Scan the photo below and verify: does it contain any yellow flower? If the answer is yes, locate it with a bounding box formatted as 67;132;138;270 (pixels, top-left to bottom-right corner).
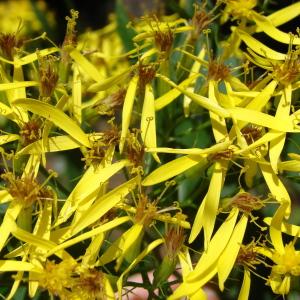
269;242;300;295
222;0;257;22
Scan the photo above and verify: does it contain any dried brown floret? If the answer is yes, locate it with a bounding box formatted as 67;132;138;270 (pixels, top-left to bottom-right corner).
38;54;59;99
19;119;42;146
230;192;264;214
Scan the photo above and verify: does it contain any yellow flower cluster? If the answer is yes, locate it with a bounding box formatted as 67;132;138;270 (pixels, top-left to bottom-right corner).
0;1;300;299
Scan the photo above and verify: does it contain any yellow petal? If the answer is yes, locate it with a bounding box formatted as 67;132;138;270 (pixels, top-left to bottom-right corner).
269;85;292;173
259;161;291;216
0;260;41;272
0;202;22;252
251;11;300;45
0;102;12;116
0;134;19;145
46;217;130;258
141;83;160;162
117;238;164;299
188;208;239;282
13;98;90;147
55;160;128;227
72;64;82;124
71;177;138;234
87;67;132;92
142;155;207;186
218;214;248;291
0;81;38;91
69;49;103;82
17;135;82;155
146;140;232;155
228;107;294;132
208;81;228;142
98;223;143;266
244;79;278;111
169;266;217;299
14;47;59;67
265;2;300;28
269;202;290;254
156;74;229;118
237;29;286;60
178;249;193;278
82;233;105;266
0;190;12;204
189;161;227;246
238;268;251;300
155;74;199;111
119;75;139;153
278;158;300;172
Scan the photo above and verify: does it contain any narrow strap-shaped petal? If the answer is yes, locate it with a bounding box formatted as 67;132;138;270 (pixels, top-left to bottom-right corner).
14;47;59;67
264;217;300;237
71;177;138;234
13;98;90;147
237;29;286;60
72;64;82;124
46;217;130;258
269;85;292;173
218;214;248;291
265;2;300;29
251;11;300;45
188;208;239;282
69;48;103;82
228;107;294;132
55;161;127;227
238;268;251;300
141;83;160;162
142;155;207;186
259;161;291;216
270;201;290;254
17;135;82;155
119;75;139;152
208;81;228;142
157;74;229;118
117;238;164;299
98;223;143;266
0;201;22;252
155;74;199;110
88;67;132;92
0;260;41;272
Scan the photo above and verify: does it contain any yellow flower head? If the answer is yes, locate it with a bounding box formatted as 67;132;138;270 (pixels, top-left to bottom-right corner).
223;0;257;20
38;259;77;298
272;242;300;277
273;35;300;85
1;171;55;208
